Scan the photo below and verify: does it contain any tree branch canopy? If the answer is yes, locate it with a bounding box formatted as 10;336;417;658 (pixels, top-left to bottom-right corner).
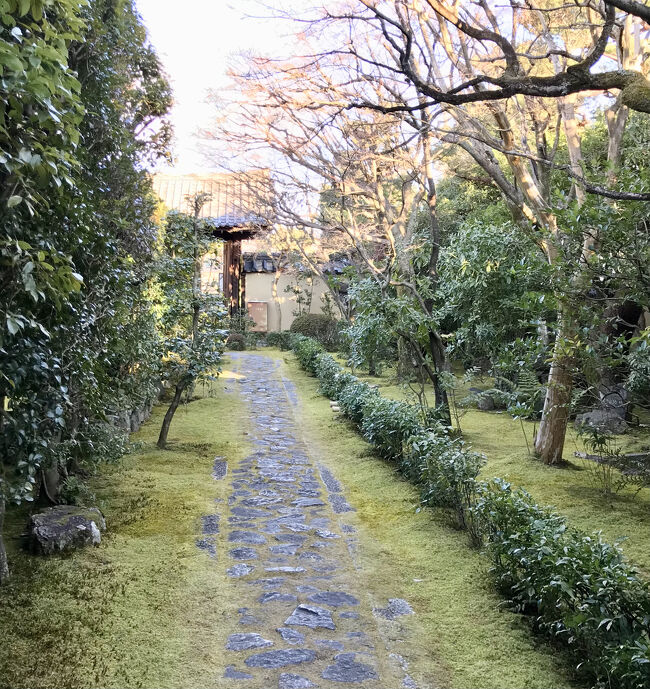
345;1;650;114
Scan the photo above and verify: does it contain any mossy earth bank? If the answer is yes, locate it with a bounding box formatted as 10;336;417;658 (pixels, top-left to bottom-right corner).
0;351;577;688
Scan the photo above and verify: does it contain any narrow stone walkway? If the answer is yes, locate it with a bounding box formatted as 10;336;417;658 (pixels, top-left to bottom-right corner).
203;353;419;688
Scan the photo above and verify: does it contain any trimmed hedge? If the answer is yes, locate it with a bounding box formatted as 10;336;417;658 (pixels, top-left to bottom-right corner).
265;331;293;350
291;336;650;689
289;313;341;350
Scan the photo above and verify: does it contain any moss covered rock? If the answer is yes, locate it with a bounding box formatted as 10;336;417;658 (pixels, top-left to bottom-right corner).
26;506;106;555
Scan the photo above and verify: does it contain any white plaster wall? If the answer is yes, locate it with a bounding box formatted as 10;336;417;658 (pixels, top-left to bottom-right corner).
245;273;334;332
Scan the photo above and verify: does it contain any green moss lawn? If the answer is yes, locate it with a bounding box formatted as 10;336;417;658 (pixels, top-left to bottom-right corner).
330;356;650;574
0;371;251;689
270;350;579;689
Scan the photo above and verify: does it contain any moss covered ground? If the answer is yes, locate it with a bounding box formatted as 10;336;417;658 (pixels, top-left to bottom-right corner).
270;350;579;689
0;371;252;689
333;357;650;574
0;350;599;688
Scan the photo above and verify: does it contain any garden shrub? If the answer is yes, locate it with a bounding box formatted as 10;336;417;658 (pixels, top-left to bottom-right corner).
337;379;380;426
290;313;341;350
409;431;485;530
291;335;650;689
291;335;325;374
266;331;293;350
474;480;650;689
226;333;246;351
312;353;357;400
360;396;423;461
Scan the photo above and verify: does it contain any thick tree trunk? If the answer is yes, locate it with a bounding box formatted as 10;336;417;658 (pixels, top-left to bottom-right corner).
0;500;9;584
157;381;187;449
534;313;575;464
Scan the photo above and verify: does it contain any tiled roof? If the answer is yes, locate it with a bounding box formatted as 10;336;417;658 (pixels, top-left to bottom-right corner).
242;251;354;275
243;252;278;273
152;171;272;229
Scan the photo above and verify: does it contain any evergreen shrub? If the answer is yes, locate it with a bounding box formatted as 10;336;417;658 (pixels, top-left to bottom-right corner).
265;331;293;350
290;335;650;689
289;313;341;350
474;480;650;689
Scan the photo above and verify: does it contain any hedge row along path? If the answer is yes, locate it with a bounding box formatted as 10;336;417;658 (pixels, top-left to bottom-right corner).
208;352;424;688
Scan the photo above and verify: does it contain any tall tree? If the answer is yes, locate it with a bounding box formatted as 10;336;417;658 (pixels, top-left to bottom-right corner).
213;60;453;419
299;0;650;462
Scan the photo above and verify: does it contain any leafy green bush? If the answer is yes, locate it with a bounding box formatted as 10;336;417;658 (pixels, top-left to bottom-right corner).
289;313;341;350
312;353;356;399
291;334;650;688
337;379;380;425
265;331;293;350
226;333;246;351
409;432;485;530
291;334;325;374
474;480;650;689
360;396;423;461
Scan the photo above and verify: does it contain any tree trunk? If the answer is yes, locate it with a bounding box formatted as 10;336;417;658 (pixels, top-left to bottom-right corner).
0;499;9;584
42;464;61;504
157;381;187;449
272;268;283;331
429;332;452;426
534;312;575;464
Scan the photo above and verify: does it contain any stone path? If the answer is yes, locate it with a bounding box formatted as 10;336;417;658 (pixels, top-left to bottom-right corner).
202;353;420;688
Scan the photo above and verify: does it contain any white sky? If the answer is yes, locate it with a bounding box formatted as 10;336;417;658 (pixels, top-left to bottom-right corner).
135;0;309;171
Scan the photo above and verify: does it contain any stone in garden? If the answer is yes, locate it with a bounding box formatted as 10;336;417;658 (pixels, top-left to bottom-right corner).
201;514;219;534
26;506;106;555
279;520;312;532
259;592;298;604
575;408;627;434
250;577;286;589
244;649;316;668
319;464;343;491
276;627;305;644
195;537;216;558
265;566;306;573
229;547;258;560
270;544;300;555
212;458;228;480
223;665;253;679
308;591;359;607
226;633;273;650
477;395;495;411
321;653;378;682
314;529;340;539
285;604;336;630
279;673;317;688
228;530;267;544
373;598;414;620
227;563;254;577
292;498;325;508
329;494;355;514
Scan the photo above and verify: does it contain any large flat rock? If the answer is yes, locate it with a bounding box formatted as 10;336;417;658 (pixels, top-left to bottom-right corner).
26;506;106;555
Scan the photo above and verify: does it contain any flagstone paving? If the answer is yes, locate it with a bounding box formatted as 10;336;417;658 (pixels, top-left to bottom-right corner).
202;353;421;688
